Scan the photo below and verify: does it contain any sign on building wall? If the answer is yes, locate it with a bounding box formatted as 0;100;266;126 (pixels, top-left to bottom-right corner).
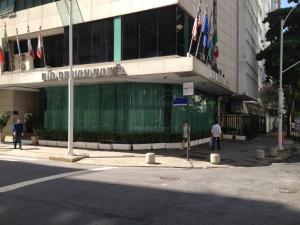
183;82;194;96
42;64;126;82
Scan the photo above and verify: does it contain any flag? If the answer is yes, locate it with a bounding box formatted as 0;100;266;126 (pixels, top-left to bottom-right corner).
202;11;211;48
16;32;21;57
201;10;209;35
27;38;34;59
213;46;219;58
37;32;43;59
3;28;9;53
192;7;202;41
0;46;5;65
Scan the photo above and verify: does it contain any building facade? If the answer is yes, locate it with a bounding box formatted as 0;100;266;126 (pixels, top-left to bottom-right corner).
0;0;239;141
237;0;277;105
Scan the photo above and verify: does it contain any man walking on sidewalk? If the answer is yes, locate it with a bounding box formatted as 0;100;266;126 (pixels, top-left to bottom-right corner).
13;118;23;150
211;120;222;151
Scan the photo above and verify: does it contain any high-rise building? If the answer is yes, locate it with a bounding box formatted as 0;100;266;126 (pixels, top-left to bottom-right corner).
237;0;277;105
0;0;272;142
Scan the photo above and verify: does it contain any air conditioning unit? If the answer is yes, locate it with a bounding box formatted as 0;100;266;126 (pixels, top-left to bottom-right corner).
12;53;34;71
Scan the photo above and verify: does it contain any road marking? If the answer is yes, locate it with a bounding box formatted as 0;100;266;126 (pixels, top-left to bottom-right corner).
0;155;38;161
0;167;116;194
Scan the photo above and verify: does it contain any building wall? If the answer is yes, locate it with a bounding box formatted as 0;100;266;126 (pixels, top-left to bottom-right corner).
179;0;239;93
238;0;276;99
0;0;238;94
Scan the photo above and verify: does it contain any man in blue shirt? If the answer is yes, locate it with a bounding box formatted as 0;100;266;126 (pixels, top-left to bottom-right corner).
13;118;23;149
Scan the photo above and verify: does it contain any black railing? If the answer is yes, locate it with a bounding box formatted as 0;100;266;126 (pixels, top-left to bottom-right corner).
220;114;265;139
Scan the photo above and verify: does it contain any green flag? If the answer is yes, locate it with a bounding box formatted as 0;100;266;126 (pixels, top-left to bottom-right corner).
213;29;218;45
3;28;9;53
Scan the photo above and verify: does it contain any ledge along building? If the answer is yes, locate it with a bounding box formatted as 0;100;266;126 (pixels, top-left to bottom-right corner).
0;0;241;142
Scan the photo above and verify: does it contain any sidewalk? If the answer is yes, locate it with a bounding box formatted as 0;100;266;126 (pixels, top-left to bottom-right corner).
0;135;296;169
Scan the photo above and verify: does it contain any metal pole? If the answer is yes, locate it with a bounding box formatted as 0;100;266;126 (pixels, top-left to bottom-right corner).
277;3;299;151
278;19;284;151
68;0;74;156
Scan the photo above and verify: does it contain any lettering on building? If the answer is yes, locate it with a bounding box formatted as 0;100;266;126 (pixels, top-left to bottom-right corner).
42;64;126;82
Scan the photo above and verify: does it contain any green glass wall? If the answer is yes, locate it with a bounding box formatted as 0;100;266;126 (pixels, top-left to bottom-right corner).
42;83;215;134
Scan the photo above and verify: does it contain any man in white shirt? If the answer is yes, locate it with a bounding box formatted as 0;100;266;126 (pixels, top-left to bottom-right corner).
211;120;221;151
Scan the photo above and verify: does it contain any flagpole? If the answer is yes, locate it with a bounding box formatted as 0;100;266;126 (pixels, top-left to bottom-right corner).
195;32;203;59
16;28;21;58
4;23;12;71
188;0;201;56
67;0;74;156
16;28;21;70
39;26;47;67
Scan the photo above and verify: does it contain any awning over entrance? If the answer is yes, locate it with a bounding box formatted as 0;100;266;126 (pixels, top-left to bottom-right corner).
0;55;234;96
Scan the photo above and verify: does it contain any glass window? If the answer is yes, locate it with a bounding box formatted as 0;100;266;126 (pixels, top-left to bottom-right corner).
13;34;63;69
122;13;139;60
0;0;15;16
64;18;114;66
14;0;57;11
157;6;176;56
139;10;157;58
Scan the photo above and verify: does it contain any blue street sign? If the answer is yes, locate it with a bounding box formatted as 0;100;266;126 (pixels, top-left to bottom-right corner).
173;98;188;106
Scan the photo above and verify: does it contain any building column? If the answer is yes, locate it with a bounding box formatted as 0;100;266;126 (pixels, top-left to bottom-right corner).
114;17;122;62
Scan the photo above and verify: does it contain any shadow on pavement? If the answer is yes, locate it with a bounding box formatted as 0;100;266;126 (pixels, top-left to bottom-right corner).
0;160;299;225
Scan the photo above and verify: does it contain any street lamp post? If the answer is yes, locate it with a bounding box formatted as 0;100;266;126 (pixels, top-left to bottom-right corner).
278;3;299;151
68;0;74;156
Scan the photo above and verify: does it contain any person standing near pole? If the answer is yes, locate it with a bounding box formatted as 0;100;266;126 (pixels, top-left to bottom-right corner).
13;118;23;150
182;121;190;156
211;120;221;151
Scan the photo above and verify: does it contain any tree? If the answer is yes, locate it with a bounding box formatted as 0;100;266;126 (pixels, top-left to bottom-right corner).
259;85;278;115
257;4;300;136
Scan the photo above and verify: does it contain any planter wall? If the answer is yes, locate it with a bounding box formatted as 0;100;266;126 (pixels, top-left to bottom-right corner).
86;142;99;150
112;143;132;151
22;139;32;145
76;142;87;149
152;143;166;150
223;134;233;140
4;135;13;143
57;141;68;147
235;135;246;141
202;137;211;144
99;143;112;150
38;140;48;146
166;143;182;149
47;140;57;147
132;144;152;151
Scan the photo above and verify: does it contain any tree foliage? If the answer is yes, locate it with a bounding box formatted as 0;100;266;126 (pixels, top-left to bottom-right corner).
257;3;300;135
256;5;300;86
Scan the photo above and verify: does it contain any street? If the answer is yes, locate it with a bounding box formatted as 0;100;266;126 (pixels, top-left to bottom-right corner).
0;155;299;225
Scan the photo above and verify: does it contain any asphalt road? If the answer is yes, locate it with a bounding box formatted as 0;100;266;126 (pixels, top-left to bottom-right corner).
0;156;299;225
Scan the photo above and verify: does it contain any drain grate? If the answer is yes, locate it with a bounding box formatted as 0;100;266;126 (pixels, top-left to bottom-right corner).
285;170;300;174
159;176;180;181
277;187;298;194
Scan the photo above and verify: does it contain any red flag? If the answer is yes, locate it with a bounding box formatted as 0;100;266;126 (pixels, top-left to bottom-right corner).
37;32;43;59
27;39;34;59
0;47;5;65
192;8;202;41
213;46;219;58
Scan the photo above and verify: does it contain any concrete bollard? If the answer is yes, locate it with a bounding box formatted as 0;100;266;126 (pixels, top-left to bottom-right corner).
146;153;155;164
269;147;278;157
256;149;265;159
210;153;220;164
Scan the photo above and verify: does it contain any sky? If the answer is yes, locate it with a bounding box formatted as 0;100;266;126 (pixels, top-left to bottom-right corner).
281;0;296;8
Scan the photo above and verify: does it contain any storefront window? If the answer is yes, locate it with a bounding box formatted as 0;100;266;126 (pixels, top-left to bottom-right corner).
122;14;139;60
122;5;191;60
42;83;215;135
14;0;58;11
64;18;113;65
